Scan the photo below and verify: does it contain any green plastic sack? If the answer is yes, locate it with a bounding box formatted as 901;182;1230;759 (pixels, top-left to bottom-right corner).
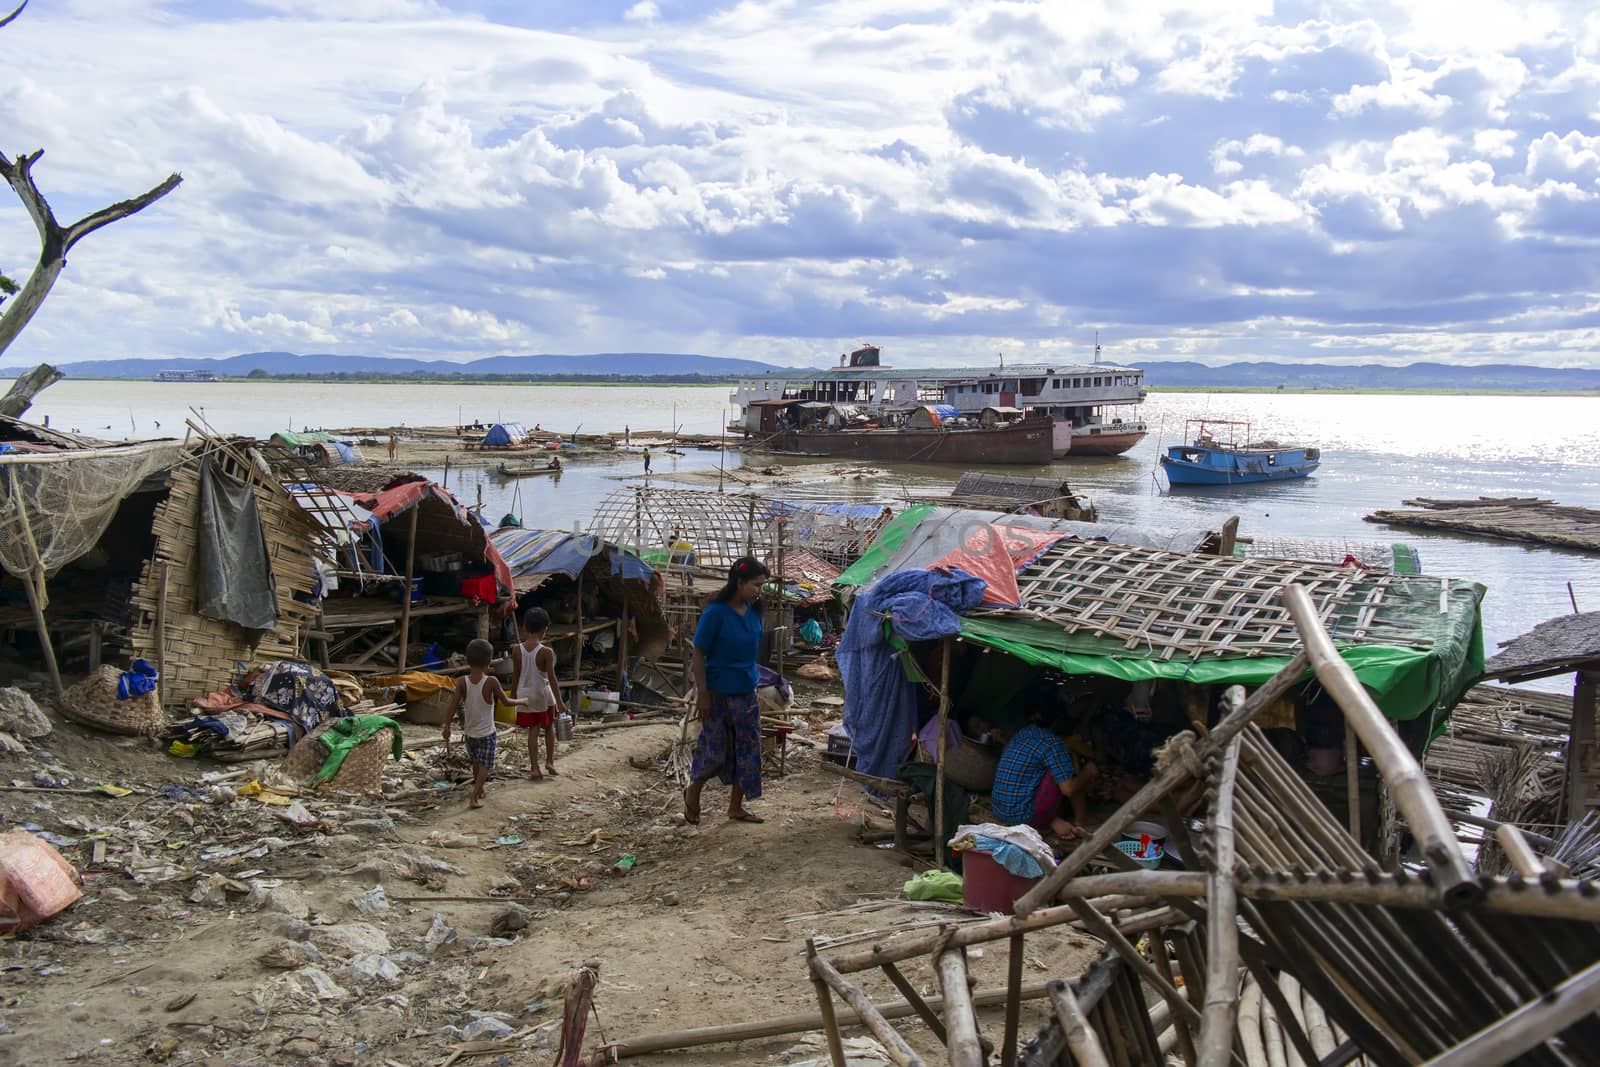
903;869;963;904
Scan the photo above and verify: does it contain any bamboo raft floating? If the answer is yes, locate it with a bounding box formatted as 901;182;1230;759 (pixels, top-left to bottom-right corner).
1365;496;1600;553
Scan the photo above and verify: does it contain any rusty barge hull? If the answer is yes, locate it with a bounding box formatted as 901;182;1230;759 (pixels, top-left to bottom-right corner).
775;416;1055;465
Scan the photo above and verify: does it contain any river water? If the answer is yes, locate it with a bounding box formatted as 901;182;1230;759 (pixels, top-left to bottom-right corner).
29;380;1600;676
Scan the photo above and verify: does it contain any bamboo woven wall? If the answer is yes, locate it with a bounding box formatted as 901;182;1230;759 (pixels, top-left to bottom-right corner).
127;445;325;710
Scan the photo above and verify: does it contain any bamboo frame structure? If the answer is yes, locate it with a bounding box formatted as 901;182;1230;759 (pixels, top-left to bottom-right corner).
767;585;1600;1067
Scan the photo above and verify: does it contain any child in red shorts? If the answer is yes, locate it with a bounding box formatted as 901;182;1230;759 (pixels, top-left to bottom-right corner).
511;608;568;779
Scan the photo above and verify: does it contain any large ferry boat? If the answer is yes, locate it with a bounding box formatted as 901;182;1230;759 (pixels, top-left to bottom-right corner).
730;343;1147;461
155;369;219;382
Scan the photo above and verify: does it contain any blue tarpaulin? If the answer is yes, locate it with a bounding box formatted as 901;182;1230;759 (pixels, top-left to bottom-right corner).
836;568;986;780
482;422;528;447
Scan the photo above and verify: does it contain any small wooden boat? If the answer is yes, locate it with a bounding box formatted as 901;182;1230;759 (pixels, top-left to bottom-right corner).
496;461;562;477
1160;420;1320;486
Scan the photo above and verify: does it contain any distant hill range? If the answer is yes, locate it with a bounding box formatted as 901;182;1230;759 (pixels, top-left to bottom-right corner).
0;351;788;379
1140;360;1600;392
4;352;1596;391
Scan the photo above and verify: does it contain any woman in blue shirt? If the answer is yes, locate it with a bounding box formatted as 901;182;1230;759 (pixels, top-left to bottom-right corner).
685;557;771;824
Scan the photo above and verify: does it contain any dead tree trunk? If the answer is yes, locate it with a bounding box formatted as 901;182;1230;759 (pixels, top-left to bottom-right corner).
0;150;181;362
0;362;62;420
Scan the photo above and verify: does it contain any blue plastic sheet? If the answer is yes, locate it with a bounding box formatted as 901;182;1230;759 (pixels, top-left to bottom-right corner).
837;568;986;780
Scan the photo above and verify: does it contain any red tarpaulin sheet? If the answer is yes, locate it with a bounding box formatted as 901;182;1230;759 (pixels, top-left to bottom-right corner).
352;481;514;605
930;524;1067;608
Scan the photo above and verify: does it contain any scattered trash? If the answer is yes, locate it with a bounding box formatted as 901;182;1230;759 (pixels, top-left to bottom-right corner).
350;885;390;915
292;965;348;1001
348;952;402;988
462;1015;515;1041
164;992;197;1012
423;830;478;849
495;834;523;846
902;869;964;904
279;800;319;827
422;913;458;956
0;829;82;931
610;854;637;876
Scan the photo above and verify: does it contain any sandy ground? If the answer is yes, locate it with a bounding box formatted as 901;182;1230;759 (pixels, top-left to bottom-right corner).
0;684;1100;1067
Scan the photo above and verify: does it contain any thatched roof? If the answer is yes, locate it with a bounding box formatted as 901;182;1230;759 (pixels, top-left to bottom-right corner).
1483;611;1600;681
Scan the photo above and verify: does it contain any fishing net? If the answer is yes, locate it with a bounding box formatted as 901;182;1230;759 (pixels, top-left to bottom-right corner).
0;443;182;594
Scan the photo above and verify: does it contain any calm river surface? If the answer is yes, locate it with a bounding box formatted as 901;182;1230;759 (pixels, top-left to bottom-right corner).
32;380;1600;677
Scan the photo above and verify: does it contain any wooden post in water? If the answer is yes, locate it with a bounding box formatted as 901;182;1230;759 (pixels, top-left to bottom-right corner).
397;504;419;671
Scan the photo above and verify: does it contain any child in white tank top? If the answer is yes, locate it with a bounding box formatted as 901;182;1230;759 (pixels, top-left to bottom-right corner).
444;639;525;809
512;607;569;779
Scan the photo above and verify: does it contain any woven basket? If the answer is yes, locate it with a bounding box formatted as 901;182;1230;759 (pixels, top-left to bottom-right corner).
915;738;1000;793
57;665;163;737
279;720;394;795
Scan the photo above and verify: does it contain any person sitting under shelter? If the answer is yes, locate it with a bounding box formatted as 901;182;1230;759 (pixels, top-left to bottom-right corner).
991;710;1097;839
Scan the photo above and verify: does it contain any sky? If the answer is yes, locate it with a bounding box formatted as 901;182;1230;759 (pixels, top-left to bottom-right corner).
1;0;1599;370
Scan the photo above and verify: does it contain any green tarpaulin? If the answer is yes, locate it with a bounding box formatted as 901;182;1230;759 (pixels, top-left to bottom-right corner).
956;572;1484;737
837;504;934;588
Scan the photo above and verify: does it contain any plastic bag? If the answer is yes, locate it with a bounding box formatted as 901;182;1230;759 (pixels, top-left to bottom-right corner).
902;869;963;904
117;658;160;700
0;830;82;932
798;619;824;645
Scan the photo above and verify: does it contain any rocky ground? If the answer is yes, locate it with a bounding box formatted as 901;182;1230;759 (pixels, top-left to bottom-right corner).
0;682;1099;1067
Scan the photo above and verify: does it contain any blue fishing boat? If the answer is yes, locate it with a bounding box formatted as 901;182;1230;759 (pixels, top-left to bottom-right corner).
1160;420;1320;486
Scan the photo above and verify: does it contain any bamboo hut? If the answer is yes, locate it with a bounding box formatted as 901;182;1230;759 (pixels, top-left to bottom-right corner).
1;422;331;710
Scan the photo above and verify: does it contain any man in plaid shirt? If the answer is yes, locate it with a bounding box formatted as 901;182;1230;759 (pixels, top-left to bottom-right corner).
991;720;1096;838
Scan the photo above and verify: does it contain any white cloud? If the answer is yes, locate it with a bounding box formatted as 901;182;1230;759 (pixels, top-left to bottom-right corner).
0;0;1598;368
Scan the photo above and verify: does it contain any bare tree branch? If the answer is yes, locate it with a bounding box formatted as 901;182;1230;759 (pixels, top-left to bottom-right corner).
0;2;28;31
0;149;182;361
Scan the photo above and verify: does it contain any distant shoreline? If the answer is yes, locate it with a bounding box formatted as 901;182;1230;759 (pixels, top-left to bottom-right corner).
1148;386;1600;397
69;375;737;387
59;375;1600;396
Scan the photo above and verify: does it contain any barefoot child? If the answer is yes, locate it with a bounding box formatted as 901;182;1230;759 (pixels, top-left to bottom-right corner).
442;639;525;808
511;607;567;779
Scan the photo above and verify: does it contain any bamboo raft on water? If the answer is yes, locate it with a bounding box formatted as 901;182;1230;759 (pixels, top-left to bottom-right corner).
1364;495;1600;553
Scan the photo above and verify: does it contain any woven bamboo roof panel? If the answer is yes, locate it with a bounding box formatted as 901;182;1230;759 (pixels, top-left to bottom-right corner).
1007;538;1462;660
1484;610;1600;680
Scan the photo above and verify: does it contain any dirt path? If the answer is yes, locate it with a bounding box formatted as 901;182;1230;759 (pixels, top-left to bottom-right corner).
1;711;1097;1066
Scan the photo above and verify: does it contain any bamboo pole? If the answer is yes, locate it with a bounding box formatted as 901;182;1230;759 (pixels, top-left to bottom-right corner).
586;981;1054;1065
1065;898;1203;1032
155;562;170;707
1282;584;1479;909
1344;722;1360;842
1014;651;1311;917
1495;824;1549;882
1001;932;1023;1067
934;636;952;865
1048;979;1110;1067
396;504;419;671
880;961;948;1044
1418;958;1600;1066
1238;979;1266;1067
574;571;585;685
1198;736;1244;1067
806;939;848;1067
1260;992;1287;1067
1148;928;1199;1067
20;563;62;700
810;956;926;1067
935;946;983;1067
